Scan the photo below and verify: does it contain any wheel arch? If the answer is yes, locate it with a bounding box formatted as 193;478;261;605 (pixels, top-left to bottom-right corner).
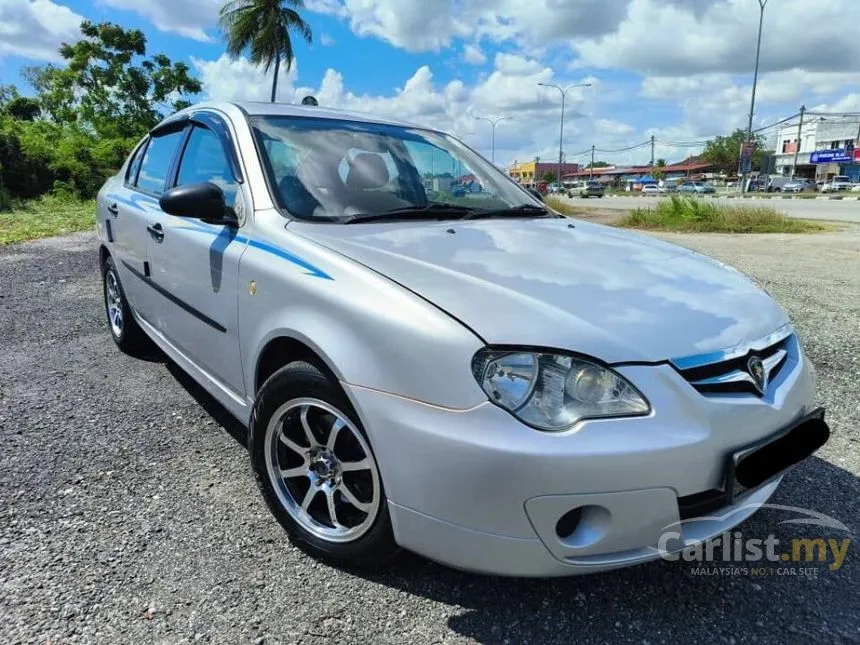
254;333;343;395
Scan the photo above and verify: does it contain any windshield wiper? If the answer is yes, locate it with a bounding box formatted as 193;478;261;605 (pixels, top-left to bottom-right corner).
344;203;476;224
344;202;554;224
460;204;553;220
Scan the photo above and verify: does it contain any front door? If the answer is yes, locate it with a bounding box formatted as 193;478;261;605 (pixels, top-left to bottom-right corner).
146;120;247;398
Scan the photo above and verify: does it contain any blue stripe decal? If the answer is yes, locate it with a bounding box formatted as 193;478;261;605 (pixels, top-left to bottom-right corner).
245;238;333;280
105;193;332;280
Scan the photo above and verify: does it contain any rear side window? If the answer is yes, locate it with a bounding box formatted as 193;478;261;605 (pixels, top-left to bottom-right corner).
125;139;148;185
136;129;184;195
176;126;239;204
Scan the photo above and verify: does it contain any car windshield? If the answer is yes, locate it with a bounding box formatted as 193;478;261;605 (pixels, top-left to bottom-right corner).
250;115;537;221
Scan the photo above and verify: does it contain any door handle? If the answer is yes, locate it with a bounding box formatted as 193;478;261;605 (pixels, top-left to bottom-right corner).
146;223;165;241
107;203;119;216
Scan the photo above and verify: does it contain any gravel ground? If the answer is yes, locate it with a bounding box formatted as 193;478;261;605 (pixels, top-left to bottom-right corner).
1;228;858;645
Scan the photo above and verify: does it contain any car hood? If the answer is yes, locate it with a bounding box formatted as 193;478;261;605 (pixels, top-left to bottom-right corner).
290;218;788;363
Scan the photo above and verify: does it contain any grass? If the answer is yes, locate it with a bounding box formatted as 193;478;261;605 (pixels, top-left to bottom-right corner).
0;197;96;245
545;196;591;216
616;195;826;234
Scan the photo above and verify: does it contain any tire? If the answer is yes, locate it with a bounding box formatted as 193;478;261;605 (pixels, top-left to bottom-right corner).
102;255;150;354
249;361;399;567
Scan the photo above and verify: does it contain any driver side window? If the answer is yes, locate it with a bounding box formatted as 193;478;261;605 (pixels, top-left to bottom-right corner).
176;125;239;205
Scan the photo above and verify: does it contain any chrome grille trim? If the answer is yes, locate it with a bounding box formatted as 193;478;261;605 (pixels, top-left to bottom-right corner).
671;327;793;397
670;324;793;371
689;349;787;388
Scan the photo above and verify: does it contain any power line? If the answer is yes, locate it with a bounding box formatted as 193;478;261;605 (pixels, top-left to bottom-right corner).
594;140;651;153
751;112;801;134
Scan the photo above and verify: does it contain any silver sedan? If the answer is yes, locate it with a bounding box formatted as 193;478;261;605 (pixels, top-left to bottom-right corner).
95;101;829;576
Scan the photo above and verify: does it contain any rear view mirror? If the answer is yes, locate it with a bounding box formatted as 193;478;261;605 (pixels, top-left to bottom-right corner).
160;182;235;225
528;188;544;202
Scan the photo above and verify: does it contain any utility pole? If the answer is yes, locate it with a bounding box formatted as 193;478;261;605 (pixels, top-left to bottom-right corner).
791;105;805;180
742;0;769;193
650;135;655;172
538;82;592;187
474;115;511;164
590;145;595;179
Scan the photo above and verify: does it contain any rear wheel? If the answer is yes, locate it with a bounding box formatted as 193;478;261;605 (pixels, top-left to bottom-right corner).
102;255;149;354
250;361;399;567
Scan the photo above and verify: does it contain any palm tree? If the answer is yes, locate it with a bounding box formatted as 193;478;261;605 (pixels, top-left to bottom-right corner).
219;0;312;103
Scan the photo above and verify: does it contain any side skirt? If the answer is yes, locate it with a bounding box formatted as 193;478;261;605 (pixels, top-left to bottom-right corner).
133;309;252;427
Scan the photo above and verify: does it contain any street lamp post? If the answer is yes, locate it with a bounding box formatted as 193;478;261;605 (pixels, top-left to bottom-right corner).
742;0;768;193
538;81;592;188
474;116;511;164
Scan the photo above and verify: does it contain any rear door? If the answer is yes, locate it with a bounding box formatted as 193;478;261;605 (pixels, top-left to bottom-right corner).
146;113;248;397
110;126;186;324
105;138;150;313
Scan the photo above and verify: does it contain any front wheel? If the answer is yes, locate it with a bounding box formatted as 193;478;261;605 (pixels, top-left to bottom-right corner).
250;361;399;567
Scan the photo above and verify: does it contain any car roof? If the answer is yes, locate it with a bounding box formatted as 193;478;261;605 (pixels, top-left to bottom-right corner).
157;100;434;135
232;100;426;129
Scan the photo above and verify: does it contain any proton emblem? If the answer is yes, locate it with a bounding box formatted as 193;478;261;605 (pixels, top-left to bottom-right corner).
747;355;767;394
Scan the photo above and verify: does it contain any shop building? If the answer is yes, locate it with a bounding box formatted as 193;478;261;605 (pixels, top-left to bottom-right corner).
508;161;580;186
773;116;860;181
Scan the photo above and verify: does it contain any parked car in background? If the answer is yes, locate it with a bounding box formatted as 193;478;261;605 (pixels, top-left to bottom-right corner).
678;181;715;195
766;176;791;192
782;178;817;193
95;100;829;577
548;183;565;194
821;176;852;192
569;180;605;198
641;184;666;195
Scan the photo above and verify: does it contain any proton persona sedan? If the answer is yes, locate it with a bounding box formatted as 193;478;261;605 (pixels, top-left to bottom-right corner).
96;101;829;576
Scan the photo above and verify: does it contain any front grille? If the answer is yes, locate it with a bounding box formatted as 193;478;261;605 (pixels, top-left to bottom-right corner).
672;328;792;397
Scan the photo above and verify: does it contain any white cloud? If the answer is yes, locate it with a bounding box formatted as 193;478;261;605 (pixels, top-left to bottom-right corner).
305;0;343;15
462;43;486;65
100;0;219;41
319;33;336;46
575;0;860;76
0;0;83;61
302;0;632;54
342;0;459;52
192;54;300;102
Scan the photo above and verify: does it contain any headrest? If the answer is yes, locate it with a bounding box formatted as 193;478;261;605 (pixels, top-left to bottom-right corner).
346;153;390;190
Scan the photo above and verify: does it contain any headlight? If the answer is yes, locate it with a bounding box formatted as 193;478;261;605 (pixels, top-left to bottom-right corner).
472;349;650;431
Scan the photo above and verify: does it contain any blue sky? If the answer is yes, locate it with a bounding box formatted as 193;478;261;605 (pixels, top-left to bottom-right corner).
2;0;859;167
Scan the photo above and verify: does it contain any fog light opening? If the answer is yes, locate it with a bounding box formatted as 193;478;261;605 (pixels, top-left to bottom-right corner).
555;505;612;549
555;507;584;539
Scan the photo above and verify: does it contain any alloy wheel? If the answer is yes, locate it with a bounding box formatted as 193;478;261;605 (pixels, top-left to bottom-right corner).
264;398;381;543
105;269;124;338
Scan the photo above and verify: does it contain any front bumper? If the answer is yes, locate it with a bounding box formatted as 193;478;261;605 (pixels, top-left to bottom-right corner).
343;344;818;577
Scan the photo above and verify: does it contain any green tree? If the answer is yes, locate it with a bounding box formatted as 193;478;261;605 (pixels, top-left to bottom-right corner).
586;160;611;168
703;129;768;174
6;97;41;121
219;0;313;103
542;171;557;183
655;158;667;167
24;21;201;138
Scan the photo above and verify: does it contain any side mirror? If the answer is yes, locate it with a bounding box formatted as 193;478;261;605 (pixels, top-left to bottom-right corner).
528;188;544;202
159;182;236;225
